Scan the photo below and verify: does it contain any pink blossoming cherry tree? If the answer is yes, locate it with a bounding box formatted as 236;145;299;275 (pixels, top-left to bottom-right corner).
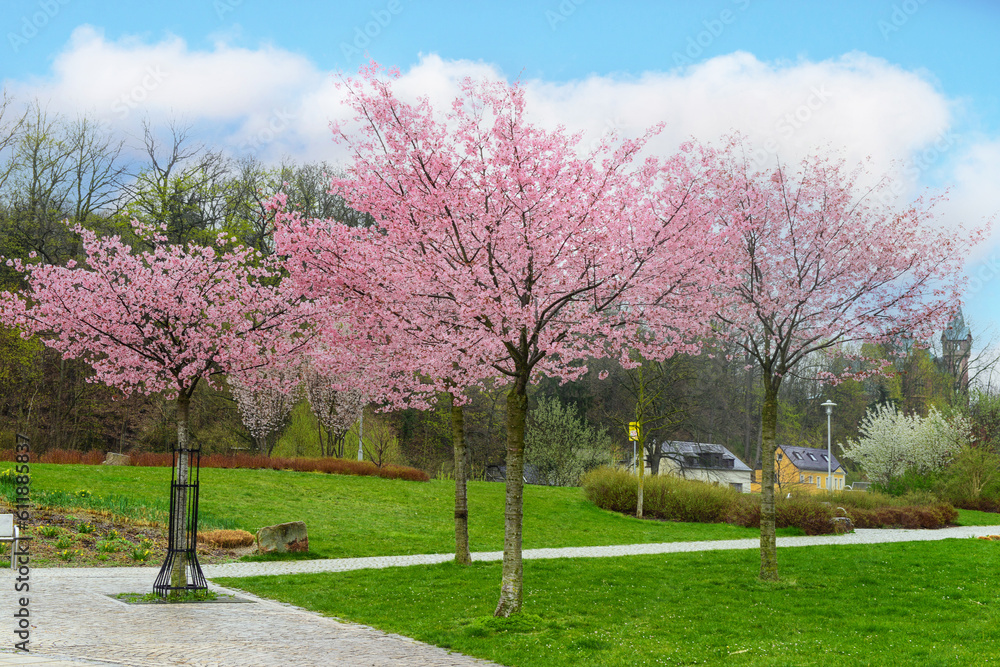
0;222;309;595
709;139;988;581
277;64;727;616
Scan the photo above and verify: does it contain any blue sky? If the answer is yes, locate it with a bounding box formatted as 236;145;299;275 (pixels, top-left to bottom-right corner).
4;0;1000;375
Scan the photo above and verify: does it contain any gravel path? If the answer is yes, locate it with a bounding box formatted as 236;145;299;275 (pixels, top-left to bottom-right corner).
2;525;997;666
202;524;1000;578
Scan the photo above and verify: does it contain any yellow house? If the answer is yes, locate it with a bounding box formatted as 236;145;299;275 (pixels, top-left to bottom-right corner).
751;444;846;494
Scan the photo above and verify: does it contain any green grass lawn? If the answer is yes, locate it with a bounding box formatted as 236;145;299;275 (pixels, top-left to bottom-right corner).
25;464;1000;559
956;508;1000;527
26;463;800;558
218;538;1000;666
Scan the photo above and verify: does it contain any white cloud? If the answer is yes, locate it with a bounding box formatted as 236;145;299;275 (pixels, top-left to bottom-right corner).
5;25;324;159
5;28;997;336
523;51;953;178
4;29;997;240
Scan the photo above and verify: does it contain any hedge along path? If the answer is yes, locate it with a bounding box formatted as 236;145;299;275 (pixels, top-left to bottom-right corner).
202;524;1000;579
0;449;431;482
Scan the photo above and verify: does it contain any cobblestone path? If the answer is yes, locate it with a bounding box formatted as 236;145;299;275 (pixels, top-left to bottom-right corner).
0;568;499;666
3;525;997;666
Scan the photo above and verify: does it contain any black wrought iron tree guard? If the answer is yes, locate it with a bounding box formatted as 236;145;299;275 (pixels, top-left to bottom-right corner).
153;444;207;596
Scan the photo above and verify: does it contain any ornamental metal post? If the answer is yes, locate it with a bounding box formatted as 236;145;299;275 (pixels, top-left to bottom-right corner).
153;443;207;596
821;400;837;495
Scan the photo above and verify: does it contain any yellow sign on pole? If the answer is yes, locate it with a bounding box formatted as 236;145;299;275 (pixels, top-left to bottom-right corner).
628;422;640;441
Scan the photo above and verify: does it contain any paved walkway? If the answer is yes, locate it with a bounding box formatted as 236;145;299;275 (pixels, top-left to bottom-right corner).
0;568;500;667
2;525;998;667
202;524;1000;578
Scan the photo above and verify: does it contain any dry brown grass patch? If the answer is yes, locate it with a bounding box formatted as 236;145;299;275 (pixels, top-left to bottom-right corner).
198;529;256;548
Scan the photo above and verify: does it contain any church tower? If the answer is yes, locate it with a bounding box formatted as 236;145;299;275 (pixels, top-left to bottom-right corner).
941;307;972;395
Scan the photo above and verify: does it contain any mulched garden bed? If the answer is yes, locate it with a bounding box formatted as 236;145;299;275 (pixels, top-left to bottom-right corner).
0;503;253;567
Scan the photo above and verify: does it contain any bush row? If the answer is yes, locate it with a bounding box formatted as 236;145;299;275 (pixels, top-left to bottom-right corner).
951;497;1000;513
726;496;841;535
846;504;958;529
0;448;430;482
581;466;956;534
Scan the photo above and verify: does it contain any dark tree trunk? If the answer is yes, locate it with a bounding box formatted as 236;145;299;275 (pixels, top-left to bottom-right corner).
637;436;645;518
759;377;780;581
494;368;528;617
451;393;471;565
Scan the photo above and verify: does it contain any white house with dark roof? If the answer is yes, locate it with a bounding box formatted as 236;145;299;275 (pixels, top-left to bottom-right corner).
655;441;753;493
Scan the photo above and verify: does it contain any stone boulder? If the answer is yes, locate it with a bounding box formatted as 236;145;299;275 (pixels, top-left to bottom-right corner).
831;516;854;533
831;507;854;534
257;521;308;554
103;452;131;466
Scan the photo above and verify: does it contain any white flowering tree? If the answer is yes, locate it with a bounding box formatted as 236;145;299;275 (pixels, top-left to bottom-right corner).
841;404;969;486
302;363;366;458
229;370;298;456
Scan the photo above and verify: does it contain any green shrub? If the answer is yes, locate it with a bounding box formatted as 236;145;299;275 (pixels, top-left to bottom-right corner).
777;498;836;535
582;466;958;534
848;504;957;529
0;448;431;482
642;475;738;524
581;467;637;514
952;497;1000;513
873;468;942;497
937;447;1000;507
582;467;739;523
727;495;837;535
525;396;613;486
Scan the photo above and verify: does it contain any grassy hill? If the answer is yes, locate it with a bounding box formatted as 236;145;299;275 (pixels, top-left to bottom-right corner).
30;463;795;558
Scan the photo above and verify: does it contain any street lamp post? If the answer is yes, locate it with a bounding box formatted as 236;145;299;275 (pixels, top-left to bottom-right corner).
357;408;365;461
821;400;836;495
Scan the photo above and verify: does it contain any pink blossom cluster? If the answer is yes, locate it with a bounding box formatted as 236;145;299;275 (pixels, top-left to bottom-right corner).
0;224;311;399
275;66;730;402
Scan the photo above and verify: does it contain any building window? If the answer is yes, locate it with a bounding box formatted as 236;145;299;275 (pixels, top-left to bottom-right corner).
799;474;804;483
817;477;822;488
808;476;812;483
730;483;743;493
